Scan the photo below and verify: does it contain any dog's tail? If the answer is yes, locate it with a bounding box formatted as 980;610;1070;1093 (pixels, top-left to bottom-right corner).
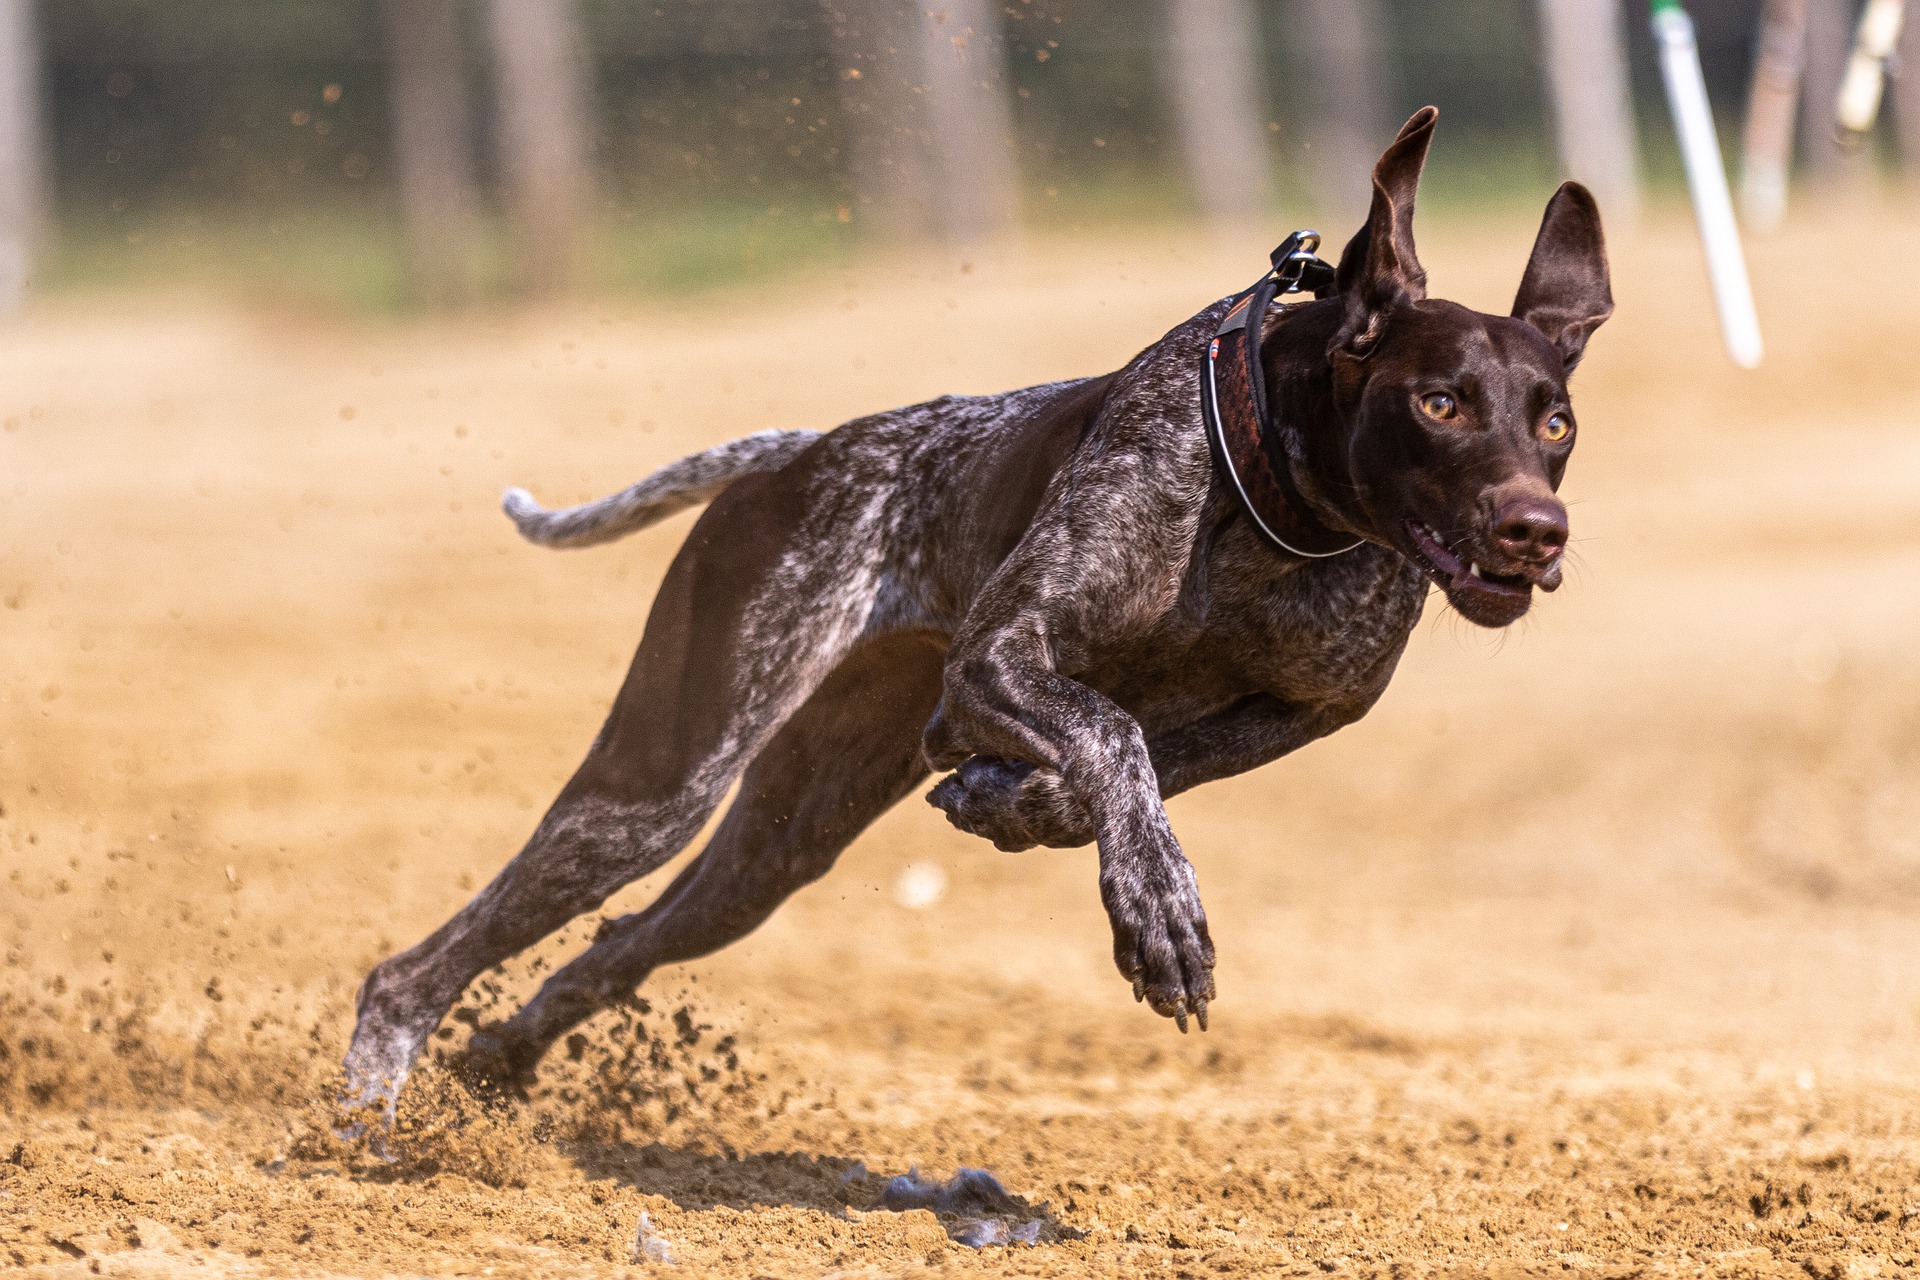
501;428;822;549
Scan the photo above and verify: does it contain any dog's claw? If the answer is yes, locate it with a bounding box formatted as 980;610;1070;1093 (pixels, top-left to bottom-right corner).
1103;855;1214;1036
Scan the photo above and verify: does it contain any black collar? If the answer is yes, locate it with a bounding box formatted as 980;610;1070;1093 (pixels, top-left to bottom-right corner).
1200;231;1362;559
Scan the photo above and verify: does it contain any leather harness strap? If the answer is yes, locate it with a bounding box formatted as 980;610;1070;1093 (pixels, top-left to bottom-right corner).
1201;231;1363;560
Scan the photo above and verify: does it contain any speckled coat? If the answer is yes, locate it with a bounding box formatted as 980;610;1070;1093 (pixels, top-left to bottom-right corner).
341;107;1613;1116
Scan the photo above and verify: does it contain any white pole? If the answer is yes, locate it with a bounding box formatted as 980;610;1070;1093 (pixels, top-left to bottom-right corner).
1833;0;1906;145
1652;2;1765;369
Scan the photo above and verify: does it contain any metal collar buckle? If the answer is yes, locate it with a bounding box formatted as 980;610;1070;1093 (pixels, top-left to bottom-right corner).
1268;230;1337;300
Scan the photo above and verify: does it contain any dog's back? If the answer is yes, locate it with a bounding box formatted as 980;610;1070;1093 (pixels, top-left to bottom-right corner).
502;373;1113;624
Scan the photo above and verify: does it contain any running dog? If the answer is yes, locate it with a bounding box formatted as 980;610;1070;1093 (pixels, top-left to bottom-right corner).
343;107;1612;1113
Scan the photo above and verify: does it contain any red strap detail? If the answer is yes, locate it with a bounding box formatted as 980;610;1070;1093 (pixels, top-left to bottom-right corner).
1203;300;1361;558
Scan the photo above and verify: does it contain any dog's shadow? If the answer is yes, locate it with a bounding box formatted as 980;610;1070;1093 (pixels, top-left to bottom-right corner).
571;1140;861;1213
569;1141;1080;1247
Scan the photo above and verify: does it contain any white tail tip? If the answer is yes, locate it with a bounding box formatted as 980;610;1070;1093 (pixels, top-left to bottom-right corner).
501;487;543;522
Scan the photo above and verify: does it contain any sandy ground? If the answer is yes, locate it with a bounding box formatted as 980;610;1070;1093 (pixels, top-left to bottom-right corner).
5;204;1920;1278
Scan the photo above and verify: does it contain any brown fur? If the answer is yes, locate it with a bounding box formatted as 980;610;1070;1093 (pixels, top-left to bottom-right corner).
341;107;1613;1115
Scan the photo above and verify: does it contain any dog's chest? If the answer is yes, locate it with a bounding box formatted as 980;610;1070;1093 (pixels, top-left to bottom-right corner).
1083;544;1428;727
1238;550;1429;702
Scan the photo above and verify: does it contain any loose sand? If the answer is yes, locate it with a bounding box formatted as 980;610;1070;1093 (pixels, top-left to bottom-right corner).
5;206;1920;1278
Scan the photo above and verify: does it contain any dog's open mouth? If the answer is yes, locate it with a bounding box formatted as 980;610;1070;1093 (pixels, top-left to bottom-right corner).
1404;520;1532;609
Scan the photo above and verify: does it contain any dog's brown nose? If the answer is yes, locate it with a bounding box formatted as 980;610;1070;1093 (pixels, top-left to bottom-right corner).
1492;493;1568;563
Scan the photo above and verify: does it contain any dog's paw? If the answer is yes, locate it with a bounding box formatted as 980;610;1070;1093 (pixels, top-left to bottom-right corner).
928;760;1037;850
927;756;1094;852
1101;854;1216;1032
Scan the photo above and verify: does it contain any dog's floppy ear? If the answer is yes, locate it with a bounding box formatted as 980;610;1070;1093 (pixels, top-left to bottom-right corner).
1512;181;1613;374
1334;106;1438;358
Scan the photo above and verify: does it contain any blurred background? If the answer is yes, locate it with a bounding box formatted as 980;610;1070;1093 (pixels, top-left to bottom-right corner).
0;0;1915;312
6;4;1920;1274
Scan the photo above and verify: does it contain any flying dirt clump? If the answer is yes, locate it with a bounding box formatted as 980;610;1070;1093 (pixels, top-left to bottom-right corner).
292;1063;549;1189
286;948;781;1190
424;961;777;1148
0;967;337;1115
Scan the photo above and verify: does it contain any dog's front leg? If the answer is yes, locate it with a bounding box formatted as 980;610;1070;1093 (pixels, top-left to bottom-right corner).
930;695;1353;849
926;621;1215;1031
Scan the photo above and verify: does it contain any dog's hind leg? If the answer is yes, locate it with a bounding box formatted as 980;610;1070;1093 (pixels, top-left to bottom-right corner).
458;630;944;1087
341;463;888;1118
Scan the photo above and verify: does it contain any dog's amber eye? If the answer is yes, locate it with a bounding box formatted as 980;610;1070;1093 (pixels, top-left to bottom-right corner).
1418;392;1457;421
1541;412;1572;443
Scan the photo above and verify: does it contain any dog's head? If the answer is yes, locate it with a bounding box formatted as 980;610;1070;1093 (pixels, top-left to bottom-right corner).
1324;107;1612;628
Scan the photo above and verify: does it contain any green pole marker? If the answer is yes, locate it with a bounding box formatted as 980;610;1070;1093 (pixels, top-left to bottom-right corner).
1649;0;1763;367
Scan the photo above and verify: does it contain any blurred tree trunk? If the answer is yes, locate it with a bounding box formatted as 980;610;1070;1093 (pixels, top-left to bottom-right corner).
0;0;45;314
1741;0;1808;231
823;0;934;239
1536;0;1642;228
486;0;593;296
1162;0;1271;228
1797;0;1874;193
378;0;483;307
1290;0;1391;228
915;0;1021;243
1895;0;1920;188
